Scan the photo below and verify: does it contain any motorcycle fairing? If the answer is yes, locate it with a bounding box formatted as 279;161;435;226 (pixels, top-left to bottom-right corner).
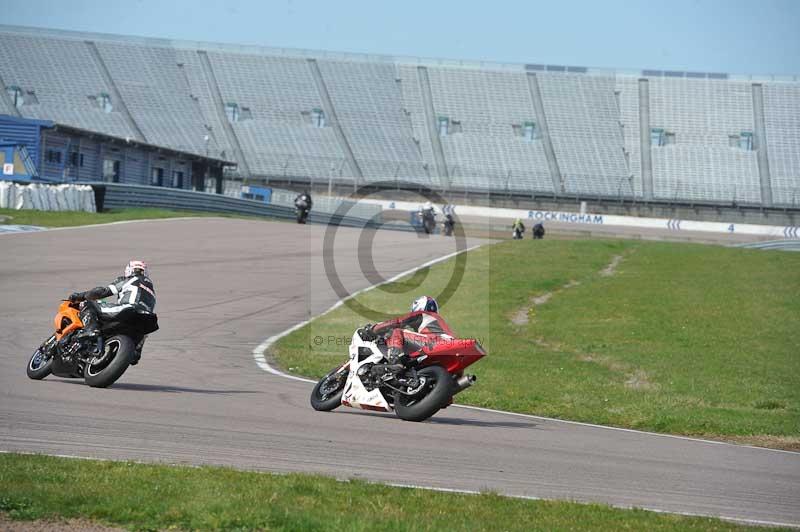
54;301;83;341
340;332;392;412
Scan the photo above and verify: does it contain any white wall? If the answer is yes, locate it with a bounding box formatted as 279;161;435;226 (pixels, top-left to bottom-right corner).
354;197;799;239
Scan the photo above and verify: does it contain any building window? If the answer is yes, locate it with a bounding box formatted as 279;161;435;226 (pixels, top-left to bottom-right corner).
240;107;253;121
523;121;536;142
651;128;676;147
69;152;84;167
6;86;23;108
103;159;120;182
46;150;62;164
225;102;239;122
438;116;449;137
172;170;184;189
739;131;754;150
151;167;164;186
99;93;113;113
650;128;664;147
311;108;325;128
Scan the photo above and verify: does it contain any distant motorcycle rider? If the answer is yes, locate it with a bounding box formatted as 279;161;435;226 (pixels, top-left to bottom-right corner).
512;218;526;239
442;212;455;236
418;202;436;234
294;190;313;224
69;260;156;364
360;296;454;365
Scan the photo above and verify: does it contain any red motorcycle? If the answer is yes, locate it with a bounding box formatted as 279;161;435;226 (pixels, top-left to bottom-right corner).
311;326;485;421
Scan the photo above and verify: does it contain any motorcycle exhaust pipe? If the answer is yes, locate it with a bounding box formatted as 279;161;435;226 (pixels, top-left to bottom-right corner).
453;374;476;395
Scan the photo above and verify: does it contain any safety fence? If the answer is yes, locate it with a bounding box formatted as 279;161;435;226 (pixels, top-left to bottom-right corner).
0;181;96;212
269;188;382;220
90;183;411;230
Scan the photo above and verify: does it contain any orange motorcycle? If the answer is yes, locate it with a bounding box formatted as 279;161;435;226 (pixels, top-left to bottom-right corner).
27;300;158;387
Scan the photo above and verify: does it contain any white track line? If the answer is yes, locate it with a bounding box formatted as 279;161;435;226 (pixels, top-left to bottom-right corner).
252;245;482;382
0;216;239;236
253;245;800;457
382;481;800;529
2;450;795;528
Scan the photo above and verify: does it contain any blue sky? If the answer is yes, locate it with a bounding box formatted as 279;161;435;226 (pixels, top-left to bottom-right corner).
2;0;799;75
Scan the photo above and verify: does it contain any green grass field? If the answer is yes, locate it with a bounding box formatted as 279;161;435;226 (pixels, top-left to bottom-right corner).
0;453;771;531
0;207;257;228
274;239;800;449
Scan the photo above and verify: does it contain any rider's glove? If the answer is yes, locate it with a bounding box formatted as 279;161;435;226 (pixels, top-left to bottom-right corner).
69;292;85;303
358;323;377;341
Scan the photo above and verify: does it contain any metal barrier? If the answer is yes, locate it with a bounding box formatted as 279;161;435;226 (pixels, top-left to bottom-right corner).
270;188;382;220
89;183;414;231
735;240;800;252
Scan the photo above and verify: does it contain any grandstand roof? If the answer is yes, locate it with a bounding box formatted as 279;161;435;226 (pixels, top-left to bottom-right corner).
0;24;797;83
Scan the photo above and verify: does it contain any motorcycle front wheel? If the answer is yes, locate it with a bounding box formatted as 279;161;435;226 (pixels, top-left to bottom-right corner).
310;366;347;411
84;335;134;388
394;365;453;422
27;334;56;380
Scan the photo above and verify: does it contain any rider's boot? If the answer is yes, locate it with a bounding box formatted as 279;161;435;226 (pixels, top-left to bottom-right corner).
130;336;146;366
76;303;102;353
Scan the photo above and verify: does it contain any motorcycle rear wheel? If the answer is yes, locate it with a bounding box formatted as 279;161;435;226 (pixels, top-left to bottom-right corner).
84;335;134;388
310;367;347;411
394;365;453;422
27;335;56;380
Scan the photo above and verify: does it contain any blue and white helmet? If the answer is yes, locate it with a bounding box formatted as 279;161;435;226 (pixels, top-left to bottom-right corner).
411;295;438;313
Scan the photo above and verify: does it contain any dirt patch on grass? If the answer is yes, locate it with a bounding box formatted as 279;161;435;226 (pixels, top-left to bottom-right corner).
600;254;624;277
0;514;123;531
579;354;658;391
510;280;581;326
510;250;632;327
510;306;532;326
624;369;658;391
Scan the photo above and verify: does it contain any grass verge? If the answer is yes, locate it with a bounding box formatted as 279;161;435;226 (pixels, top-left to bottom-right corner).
0;207;258;228
0;453;773;531
273;239;800;449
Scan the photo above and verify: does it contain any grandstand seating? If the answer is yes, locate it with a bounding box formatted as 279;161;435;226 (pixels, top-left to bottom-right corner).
0;33;134;139
396;65;442;188
425;67;553;193
764;84;800;206
646;77;761;204
205;51;345;179
0;25;797;207
614;77;644;197
317;60;428;183
537;73;630;196
94;41;211;155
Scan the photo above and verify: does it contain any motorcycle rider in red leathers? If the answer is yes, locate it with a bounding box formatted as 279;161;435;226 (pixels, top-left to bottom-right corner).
364;296;454;365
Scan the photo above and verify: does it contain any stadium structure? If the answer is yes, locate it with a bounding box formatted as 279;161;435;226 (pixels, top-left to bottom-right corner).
0;24;798;221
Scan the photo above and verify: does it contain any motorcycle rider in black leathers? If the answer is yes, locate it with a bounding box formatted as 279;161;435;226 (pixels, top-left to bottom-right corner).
69;260;156;365
294;191;313;224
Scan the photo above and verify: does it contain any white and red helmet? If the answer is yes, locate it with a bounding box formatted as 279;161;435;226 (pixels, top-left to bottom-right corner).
411;295;438;313
124;260;149;278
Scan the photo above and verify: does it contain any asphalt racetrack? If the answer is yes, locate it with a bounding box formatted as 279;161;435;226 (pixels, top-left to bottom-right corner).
1;218;798;527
